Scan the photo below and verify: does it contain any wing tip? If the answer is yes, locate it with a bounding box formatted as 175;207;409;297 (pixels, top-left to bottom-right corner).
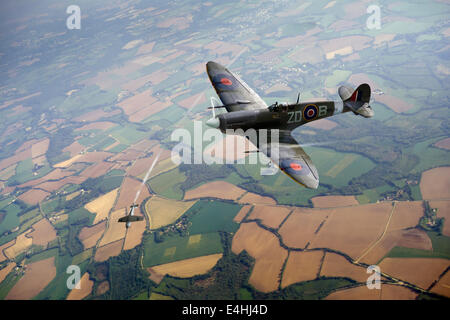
206;61;225;72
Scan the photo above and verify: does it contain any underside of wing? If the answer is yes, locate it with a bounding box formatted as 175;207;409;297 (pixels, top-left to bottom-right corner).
206;61;268;112
259;131;319;189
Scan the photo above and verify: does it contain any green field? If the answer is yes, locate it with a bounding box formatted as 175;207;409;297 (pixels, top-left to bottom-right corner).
41;198;61;215
143;104;185;125
34;253;89;300
372;102;397;121
0;203;21;235
107;125;148;146
72;248;94;265
232;146;376;205
26;248;59;264
143;232;223;267
87;136;116;152
58;85;120;114
0;270;22;300
0;196;15;211
148;167;186;200
107;143;128;153
17;211;42;234
411;138;450;173
325;70;352;88
187;200;242;235
19;208;40;223
8;158;52;185
356;184;397;204
67;208;95;225
279;278;356;300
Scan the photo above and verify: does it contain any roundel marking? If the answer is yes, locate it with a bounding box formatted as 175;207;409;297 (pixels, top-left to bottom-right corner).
303;104;318;121
290;162;303;171
220;77;232;86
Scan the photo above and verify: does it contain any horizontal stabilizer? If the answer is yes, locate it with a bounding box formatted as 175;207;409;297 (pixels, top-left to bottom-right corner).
339;83;374;118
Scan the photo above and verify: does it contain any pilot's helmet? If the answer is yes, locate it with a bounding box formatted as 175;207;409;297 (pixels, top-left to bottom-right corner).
338;85;354;101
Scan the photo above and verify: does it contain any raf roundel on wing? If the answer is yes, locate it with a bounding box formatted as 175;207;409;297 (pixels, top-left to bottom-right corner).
212;73;238;90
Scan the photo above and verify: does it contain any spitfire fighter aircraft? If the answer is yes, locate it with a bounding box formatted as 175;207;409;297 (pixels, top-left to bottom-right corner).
205;61;374;189
118;204;143;228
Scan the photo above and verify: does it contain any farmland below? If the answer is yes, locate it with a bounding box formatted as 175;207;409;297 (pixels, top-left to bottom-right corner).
0;0;449;301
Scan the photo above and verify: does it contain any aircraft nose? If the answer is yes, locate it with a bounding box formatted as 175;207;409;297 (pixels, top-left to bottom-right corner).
206;117;220;128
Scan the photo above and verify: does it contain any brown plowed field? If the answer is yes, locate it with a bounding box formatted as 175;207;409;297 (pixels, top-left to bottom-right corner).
248;205;291;229
232;222;287;292
184;181;246;201
311;195;358;208
6;257;56;300
309;202;392;260
94;239;124;262
281;251;323;288
420;167;450;200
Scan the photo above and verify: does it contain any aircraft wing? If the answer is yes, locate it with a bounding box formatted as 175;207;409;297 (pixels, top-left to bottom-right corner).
259;131;319;189
206;61;268;112
118;216;144;223
127;216;144;222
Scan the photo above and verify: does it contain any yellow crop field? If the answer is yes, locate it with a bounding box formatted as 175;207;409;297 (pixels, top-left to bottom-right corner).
325;154;357;178
188;234;201;245
164;247;176;257
184;181;246;201
66;272;94;300
98;209;127;247
85;188;119;224
145;196;196;230
150;253;223;278
53;154;83;168
0;239;15;262
66;191;81;201
150;293;174;300
4;230;33;259
148;157;179;179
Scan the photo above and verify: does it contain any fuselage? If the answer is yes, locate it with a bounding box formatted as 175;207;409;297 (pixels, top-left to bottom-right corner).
211;100;347;134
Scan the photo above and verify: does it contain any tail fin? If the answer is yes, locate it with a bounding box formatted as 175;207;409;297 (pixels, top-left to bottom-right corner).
349;83;371;103
339;83;374;118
